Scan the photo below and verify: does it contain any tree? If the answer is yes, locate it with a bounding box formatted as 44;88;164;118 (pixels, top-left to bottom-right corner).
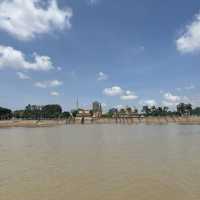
142;106;170;116
0;107;12;120
142;106;151;116
185;104;192;115
192;107;200;116
177;103;192;116
13;110;25;119
126;107;132;115
71;109;78;118
163;107;169;114
119;108;126;115
107;108;118;118
61;112;71;119
42;105;62;119
23;104;42;120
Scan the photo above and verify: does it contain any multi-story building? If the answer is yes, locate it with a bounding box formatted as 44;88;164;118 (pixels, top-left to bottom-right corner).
92;101;102;118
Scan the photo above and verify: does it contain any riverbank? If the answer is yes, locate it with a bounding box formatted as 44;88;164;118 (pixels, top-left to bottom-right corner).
0;120;66;128
0;116;200;128
72;116;200;125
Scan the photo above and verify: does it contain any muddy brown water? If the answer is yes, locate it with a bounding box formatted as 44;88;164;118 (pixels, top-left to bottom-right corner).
0;124;200;200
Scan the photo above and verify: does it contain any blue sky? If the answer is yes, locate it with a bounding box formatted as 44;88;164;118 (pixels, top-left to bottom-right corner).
0;0;200;111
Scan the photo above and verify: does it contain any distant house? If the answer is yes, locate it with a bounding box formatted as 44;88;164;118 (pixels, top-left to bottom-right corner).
76;109;92;118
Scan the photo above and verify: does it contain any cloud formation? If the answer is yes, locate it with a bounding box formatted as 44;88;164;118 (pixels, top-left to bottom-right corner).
97;72;108;81
140;99;157;107
50;91;60;96
161;101;175;107
176;11;200;53
184;84;195;90
35;80;63;88
0;45;54;71
103;86;138;101
103;86;123;96
162;92;188;108
163;92;181;103
88;0;99;5
17;72;30;80
120;90;138;100
0;0;72;41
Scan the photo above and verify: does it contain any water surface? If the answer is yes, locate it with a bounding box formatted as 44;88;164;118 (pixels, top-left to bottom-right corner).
0;124;200;200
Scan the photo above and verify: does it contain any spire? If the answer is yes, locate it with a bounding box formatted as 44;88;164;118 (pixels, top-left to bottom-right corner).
76;97;79;110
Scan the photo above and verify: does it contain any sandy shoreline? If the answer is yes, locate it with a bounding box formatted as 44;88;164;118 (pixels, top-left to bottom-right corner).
0;116;200;128
0;120;66;128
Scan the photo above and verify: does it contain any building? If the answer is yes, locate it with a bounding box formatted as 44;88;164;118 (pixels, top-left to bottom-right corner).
76;109;92;118
118;107;140;118
92;101;102;118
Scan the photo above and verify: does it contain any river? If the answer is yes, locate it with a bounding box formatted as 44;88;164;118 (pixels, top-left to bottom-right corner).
0;124;200;200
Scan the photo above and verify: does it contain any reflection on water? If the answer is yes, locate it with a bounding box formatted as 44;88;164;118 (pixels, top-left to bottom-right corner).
0;124;200;200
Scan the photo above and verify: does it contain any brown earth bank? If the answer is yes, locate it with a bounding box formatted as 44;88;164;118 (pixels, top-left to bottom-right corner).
0;120;66;128
87;116;200;125
1;116;200;128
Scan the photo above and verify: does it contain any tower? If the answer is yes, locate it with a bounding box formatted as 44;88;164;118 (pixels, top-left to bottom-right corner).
76;97;79;110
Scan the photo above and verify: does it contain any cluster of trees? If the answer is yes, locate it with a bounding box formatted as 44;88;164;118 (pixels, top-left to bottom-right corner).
192;107;200;116
0;107;12;120
141;106;172;116
104;103;200;118
8;104;71;120
142;103;197;117
1;103;200;120
177;103;192;116
104;107;138;118
13;104;70;120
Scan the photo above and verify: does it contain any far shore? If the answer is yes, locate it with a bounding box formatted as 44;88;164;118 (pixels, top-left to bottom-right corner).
1;116;200;128
0;120;66;128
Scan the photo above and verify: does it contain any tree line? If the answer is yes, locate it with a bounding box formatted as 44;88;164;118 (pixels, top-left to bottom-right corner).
0;103;200;120
0;104;70;120
107;103;200;117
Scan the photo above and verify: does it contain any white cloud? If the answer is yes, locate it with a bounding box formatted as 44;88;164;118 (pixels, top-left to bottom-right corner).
0;45;54;71
176;12;200;53
35;80;63;88
175;88;182;92
185;84;195;90
120;95;138;100
88;0;99;5
116;105;124;110
103;86;139;100
103;86;123;96
16;72;30;80
187;95;200;107
50;91;60;96
120;90;138;100
162;92;191;108
140;99;157;107
125;90;132;95
161;101;176;107
101;103;107;107
175;84;195;91
182;96;190;102
163;92;181;103
35;82;47;88
49;80;63;87
0;0;72;41
97;72;108;81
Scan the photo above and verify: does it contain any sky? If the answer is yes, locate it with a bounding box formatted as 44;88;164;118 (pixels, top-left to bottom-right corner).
0;0;200;111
